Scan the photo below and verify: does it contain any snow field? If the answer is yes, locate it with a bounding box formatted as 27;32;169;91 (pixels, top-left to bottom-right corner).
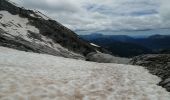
0;47;170;100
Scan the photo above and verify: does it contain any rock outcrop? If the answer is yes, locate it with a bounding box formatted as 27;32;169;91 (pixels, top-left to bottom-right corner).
86;52;130;64
130;54;170;92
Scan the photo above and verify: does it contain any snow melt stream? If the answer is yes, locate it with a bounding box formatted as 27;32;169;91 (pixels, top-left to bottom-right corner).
0;47;169;100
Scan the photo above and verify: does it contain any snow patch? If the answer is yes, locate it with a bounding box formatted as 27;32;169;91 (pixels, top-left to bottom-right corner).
90;43;100;47
0;47;169;100
0;11;39;41
29;13;36;18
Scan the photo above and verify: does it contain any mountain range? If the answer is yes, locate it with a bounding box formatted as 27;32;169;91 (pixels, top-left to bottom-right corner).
80;33;170;57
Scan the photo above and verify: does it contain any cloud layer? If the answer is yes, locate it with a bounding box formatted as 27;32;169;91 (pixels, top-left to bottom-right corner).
13;0;170;34
160;0;170;26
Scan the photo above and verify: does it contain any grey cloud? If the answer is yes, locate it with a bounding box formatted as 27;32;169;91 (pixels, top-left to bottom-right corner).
159;0;170;26
12;0;170;34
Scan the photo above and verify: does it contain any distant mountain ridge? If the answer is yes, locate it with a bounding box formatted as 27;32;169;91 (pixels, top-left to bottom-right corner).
80;34;170;57
80;33;135;42
134;34;170;53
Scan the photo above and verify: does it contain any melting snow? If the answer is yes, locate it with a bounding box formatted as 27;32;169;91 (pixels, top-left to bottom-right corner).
0;47;169;100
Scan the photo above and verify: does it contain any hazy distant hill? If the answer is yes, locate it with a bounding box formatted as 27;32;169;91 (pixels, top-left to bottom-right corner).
80;34;170;57
80;33;135;42
137;35;170;52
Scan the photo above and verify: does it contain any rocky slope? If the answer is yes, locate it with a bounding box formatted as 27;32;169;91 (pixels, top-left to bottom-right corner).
0;0;104;59
130;54;170;92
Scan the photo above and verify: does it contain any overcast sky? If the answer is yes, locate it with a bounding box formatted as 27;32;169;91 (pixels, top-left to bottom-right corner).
13;0;170;35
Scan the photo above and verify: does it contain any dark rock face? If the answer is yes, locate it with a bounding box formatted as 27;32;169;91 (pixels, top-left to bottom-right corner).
130;54;170;92
0;0;102;59
159;78;170;92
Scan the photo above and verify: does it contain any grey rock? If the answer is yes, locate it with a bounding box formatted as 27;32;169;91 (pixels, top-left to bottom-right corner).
159;78;170;86
130;54;170;92
159;78;170;91
164;83;170;92
86;52;130;64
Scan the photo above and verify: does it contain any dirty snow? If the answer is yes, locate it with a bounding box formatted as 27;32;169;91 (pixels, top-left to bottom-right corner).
0;47;170;100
